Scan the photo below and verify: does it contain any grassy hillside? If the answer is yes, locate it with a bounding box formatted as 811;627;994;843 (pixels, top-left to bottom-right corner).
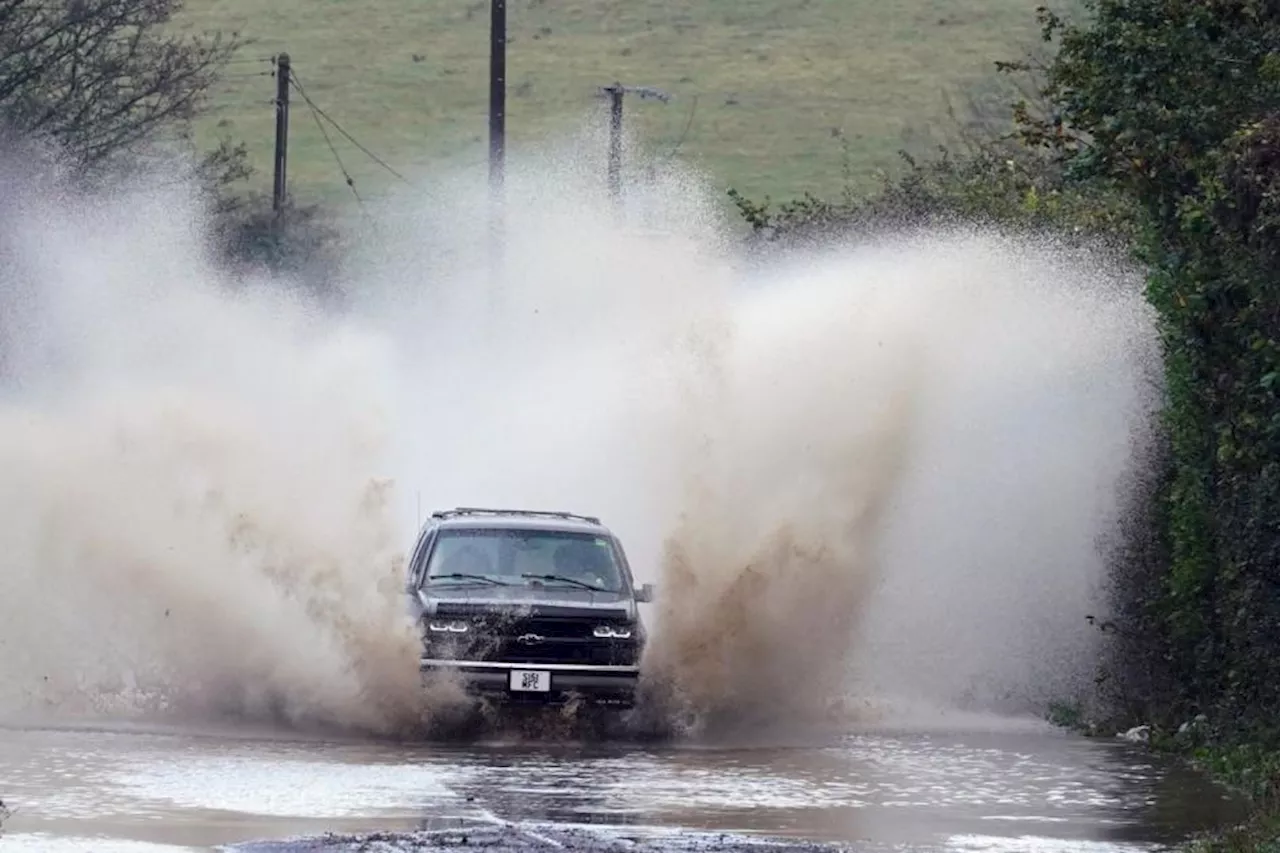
176;0;1050;208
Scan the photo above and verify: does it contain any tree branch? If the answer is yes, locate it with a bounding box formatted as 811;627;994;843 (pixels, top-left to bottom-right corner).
0;0;242;174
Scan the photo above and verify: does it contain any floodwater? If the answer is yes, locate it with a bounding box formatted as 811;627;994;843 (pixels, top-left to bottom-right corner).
0;716;1247;853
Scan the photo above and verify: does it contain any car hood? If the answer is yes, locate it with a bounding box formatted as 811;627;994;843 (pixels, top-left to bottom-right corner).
415;585;637;621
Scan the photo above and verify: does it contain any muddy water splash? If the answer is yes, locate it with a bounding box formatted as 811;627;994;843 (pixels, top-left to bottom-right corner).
641;240;1159;732
641;273;926;728
0;157;470;735
0;132;1157;738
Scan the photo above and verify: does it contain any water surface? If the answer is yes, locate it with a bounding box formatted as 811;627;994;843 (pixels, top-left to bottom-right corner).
0;717;1246;852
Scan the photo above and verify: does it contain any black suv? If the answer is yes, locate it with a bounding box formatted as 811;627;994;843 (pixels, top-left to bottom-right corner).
406;507;653;710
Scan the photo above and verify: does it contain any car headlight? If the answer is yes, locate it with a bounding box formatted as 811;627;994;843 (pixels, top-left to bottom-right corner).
428;620;470;634
593;625;632;639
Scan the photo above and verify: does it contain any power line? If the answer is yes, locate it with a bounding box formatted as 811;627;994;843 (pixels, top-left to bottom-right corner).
297;85;362;207
665;94;699;159
287;70;408;184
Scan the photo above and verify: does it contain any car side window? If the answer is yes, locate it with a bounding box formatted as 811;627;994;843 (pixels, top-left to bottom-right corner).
407;529;434;589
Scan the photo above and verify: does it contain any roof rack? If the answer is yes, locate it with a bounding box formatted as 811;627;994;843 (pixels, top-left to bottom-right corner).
430;507;603;525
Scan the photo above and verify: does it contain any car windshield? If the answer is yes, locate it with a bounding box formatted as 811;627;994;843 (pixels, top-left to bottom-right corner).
422;528;625;593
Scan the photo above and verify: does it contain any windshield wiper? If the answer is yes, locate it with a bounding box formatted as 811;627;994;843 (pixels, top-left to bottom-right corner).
426;573;511;586
521;573;606;592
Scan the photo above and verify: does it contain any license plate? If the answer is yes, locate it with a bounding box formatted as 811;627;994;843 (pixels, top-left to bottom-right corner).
509;669;551;692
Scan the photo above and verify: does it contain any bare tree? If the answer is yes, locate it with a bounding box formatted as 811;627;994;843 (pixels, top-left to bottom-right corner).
0;0;242;173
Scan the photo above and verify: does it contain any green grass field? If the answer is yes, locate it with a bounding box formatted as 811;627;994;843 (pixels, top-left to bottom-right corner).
176;0;1051;209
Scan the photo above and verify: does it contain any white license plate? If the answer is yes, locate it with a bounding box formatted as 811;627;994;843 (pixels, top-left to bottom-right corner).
509;669;551;693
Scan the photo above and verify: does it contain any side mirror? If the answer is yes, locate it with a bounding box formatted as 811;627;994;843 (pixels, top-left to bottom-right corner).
635;583;655;603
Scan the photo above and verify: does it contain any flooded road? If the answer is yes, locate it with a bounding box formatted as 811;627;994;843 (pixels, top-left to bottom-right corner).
0;715;1247;852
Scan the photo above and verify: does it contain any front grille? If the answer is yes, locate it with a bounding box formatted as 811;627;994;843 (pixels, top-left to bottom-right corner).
425;613;638;666
496;614;637;665
505;615;598;640
494;636;636;665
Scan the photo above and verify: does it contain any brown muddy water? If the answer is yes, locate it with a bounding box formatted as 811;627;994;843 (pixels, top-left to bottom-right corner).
0;715;1248;853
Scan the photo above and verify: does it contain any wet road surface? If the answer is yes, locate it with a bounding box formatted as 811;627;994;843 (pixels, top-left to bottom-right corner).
0;715;1248;852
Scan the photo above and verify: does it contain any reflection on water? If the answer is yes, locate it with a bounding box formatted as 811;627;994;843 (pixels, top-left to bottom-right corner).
0;720;1249;852
425;728;1247;848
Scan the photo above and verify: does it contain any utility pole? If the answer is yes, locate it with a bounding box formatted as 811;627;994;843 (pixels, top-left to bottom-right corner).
595;82;670;212
489;0;506;202
272;52;291;215
602;83;624;205
487;0;506;307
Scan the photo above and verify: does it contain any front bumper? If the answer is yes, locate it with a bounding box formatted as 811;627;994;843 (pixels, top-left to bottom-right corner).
420;658;640;708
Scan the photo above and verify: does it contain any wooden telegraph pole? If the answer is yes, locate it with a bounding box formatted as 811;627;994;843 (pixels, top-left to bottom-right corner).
272;52;291;214
488;1;506;303
602;82;624;204
596;82;670;213
489;0;506;200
